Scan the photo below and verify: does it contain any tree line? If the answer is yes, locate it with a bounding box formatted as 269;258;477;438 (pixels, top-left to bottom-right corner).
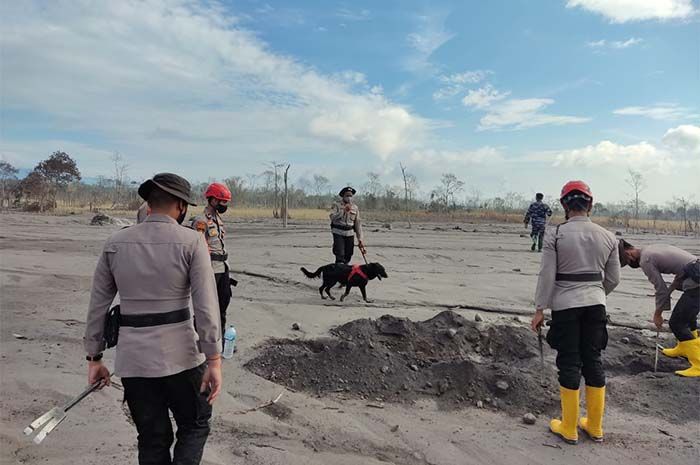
1;152;697;234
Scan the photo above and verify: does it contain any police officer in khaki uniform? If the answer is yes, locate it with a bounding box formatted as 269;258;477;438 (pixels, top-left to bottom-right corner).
531;180;620;445
191;182;232;335
619;240;700;377
330;186;365;264
84;173;222;465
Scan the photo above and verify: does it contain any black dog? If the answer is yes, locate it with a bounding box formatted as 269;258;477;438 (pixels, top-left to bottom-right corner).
300;262;388;302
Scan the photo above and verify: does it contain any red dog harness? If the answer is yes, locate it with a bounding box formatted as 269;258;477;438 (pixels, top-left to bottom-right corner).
348;264;368;281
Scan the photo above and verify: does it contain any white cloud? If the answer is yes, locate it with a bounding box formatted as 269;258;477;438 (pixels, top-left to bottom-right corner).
567;0;696;23
432;70;491;101
404;12;454;74
662;124;700;154
553;140;672;171
409;147;504;165
477;98;590;131
586;37;643;49
462;85;510;109
613;104;698;121
1;0;428;172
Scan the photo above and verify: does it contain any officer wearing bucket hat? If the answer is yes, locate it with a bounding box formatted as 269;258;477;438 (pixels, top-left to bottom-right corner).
531;180;620;445
84;172;222;464
330;186;365;264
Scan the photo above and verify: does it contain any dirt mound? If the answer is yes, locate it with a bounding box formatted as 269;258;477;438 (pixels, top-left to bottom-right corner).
246;311;699;423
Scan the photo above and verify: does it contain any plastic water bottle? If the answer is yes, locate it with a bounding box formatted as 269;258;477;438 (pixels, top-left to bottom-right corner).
223;325;237;359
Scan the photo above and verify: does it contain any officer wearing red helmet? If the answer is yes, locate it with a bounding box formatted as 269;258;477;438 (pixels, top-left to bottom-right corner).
192;182;232;336
531;181;620;445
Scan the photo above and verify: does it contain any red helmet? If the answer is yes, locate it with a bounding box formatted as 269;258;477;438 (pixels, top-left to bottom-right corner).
560;180;592;200
204;182;232;202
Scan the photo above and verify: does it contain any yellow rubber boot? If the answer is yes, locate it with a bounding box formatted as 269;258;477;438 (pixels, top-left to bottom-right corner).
579;386;605;442
550;387;579;445
675;339;700;377
662;330;699;358
662;341;684;358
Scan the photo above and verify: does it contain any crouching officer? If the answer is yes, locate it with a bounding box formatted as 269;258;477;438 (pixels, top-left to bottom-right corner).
619;240;700;376
191;182;232;335
84;173;222;465
531;180;620;445
330;186;365;264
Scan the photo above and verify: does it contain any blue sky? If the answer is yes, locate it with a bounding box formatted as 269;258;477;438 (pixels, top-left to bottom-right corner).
1;0;698;203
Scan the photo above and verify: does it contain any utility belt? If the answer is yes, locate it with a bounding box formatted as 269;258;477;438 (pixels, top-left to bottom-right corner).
555;272;602;282
103;306;190;348
331;223;354;231
210;252;228;262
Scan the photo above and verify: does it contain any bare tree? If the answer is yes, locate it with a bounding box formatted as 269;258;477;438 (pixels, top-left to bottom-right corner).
111;152;129;208
400;163;419;227
266;161;287;218
282;165;290;227
312;174;330;196
673;196;690;235
0;160;19;208
626;169;645;231
438;173;465;210
311;174;330;208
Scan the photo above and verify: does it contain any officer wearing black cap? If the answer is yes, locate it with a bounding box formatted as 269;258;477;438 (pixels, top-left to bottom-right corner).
84;172;222;464
330;186;365;264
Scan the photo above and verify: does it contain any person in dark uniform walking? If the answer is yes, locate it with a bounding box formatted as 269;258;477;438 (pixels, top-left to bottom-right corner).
531;180;620;445
191;182;232;337
524;193;552;252
84;173;222;465
330;186;365;264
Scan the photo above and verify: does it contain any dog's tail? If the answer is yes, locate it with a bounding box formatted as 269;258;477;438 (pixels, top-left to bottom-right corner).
300;266;323;279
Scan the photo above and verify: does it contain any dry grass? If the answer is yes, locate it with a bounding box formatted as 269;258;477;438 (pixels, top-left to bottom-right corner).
16;204;696;236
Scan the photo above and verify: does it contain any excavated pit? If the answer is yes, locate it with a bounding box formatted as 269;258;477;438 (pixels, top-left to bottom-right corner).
245;311;699;423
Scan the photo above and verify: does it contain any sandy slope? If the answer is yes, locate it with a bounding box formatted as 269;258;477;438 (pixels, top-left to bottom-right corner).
0;212;698;465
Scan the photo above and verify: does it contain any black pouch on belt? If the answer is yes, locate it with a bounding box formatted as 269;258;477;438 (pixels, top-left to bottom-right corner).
103;304;120;349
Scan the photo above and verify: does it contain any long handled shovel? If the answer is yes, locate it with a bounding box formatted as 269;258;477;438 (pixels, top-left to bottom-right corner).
24;380;103;444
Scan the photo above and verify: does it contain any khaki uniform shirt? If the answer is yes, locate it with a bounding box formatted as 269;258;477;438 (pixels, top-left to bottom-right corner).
639;244;699;311
535;216;620;311
191;210;227;274
83;214;221;378
330;202;363;240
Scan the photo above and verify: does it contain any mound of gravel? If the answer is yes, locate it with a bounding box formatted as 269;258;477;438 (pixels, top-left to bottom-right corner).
246;311;699;423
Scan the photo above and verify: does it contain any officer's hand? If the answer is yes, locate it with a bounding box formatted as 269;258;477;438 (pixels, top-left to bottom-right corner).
201;357;222;405
358;241;367;254
87;361;111;389
531;310;544;333
653;311;664;330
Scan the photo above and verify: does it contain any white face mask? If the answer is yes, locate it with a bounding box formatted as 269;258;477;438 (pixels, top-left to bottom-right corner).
343;195;353;204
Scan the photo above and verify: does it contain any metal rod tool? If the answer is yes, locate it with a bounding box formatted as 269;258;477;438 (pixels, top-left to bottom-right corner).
24;380;102;444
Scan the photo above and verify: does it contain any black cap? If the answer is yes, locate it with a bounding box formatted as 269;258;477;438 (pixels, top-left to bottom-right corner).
339;186;357;197
138;173;197;206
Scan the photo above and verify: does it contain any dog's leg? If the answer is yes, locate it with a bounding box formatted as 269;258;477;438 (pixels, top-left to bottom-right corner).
325;287;335;300
340;285;352;302
319;285;327;300
360;284;372;303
